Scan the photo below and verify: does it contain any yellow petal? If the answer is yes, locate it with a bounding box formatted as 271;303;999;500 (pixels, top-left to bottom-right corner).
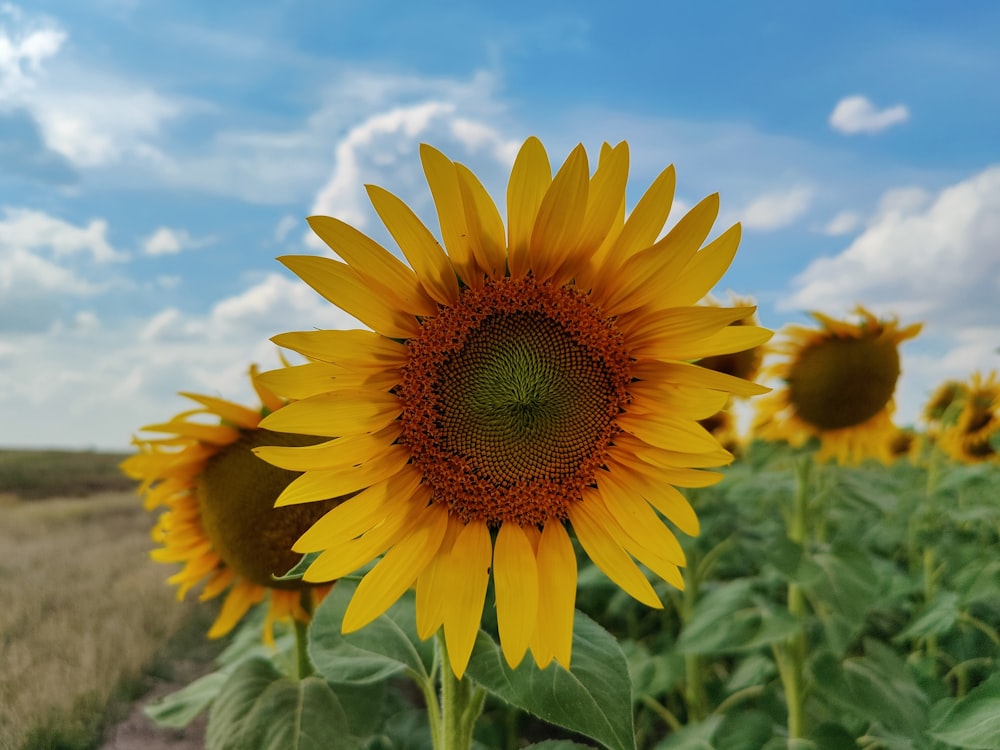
442;521;492;677
457;162;507;279
494;523;539;669
208;582;265;639
254;424;400;471
343;503;449;632
274;443;411;507
307;215;436;317
366;184;459;306
530;522;577;669
415;513;465;639
617;410;722;454
629;382;731;421
139;421;240;446
596;471;685;565
278;255;420;339
293;466;423;552
604;163;677;263
658;223;742;307
568;497;662;609
529;144;589;282
630;359;770;398
256;361;400;401
270;329;406;369
649;325;773;362
178;394;260;429
259;389;401;437
565;141;629;276
420;144;481;287
507;136;551;278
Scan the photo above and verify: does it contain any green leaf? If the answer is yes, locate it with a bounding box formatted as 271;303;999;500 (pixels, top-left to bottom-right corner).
465;611;636;750
809;639;928;740
713;709;775;750
273;551;323;582
928;673;1000;749
651;715;722;749
677;580;799;654
896;591;961;641
522;742;598;749
249;676;359;750
206;656;360;750
144;671;229;728
309;579;433;685
206;658;284;750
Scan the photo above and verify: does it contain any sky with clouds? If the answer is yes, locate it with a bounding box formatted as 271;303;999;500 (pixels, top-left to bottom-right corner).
2;0;998;450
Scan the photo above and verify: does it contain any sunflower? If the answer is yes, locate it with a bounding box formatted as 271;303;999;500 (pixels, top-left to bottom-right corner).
121;366;343;643
939;371;1000;463
753;307;921;464
923;379;967;430
886;426;920;463
256;137;770;677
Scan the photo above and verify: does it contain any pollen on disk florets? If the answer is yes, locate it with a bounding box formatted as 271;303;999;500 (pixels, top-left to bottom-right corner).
398;276;631;527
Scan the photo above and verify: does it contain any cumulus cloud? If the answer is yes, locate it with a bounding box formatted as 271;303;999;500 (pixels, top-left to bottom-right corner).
141;226;215;256
0;4;183;168
739;186;813;231
783;165;1000;325
0;206;125;262
306;99;520;249
0;271;359;449
829;95;910;135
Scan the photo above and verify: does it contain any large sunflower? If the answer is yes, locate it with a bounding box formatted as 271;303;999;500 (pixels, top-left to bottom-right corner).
257;137;771;676
939;371;1000;463
753;307;921;464
121;366;342;643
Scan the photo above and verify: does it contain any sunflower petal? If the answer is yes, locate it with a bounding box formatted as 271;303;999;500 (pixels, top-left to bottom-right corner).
457;163;507;279
507;136;552;278
530;522;577;669
442;521;492;677
494;523;539;669
421;144;480;287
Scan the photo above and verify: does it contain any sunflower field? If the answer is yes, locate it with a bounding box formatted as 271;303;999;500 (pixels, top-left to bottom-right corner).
125;138;1000;749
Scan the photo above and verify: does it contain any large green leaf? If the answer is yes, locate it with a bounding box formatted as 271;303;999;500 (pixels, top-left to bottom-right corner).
652;716;722;749
309;579;434;684
896;591;961;642
465;612;636;750
928;673;1000;749
206;656;360;750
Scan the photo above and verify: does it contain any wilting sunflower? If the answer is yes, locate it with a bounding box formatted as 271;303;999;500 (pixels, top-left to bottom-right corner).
939;371;1000;463
923;379;967;431
753;307;921;464
256;137;770;677
121;366;342;643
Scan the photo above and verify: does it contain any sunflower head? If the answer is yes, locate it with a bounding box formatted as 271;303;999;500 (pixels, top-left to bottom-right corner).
121;366;343;642
753;306;921;464
923;380;968;428
257;137;770;676
939;371;1000;463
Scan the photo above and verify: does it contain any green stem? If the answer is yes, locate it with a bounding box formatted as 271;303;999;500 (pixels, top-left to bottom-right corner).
293;617;313;679
682;548;709;721
435;632;483;750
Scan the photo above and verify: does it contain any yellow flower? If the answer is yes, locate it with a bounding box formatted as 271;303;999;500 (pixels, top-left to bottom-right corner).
257;137;770;677
121;366;342;643
753;307;921;464
923;379;967;430
939;371;1000;463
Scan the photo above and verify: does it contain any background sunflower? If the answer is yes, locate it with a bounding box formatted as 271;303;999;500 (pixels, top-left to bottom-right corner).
121;366;341;643
753;306;921;464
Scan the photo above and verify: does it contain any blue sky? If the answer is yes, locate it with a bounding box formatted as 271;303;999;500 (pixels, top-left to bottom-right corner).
2;0;998;450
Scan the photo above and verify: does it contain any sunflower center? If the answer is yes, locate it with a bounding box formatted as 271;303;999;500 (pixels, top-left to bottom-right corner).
399;276;631;527
788;333;901;431
197;429;341;589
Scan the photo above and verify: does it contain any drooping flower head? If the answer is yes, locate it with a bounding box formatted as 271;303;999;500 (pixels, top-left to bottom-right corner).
923;379;968;431
753;307;921;464
257;137;771;676
121;366;342;643
939;371;1000;463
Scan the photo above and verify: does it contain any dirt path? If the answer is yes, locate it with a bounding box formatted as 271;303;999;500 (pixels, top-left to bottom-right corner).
99;658;210;750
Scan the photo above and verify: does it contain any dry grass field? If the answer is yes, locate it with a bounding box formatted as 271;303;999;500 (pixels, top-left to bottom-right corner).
0;451;215;750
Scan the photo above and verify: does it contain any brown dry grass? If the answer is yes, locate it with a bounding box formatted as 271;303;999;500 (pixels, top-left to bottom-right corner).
0;488;200;750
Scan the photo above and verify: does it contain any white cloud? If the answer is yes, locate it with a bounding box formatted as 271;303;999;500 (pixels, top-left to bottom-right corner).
739;186;813;231
306;99;520;250
0;5;184;168
783;165;1000;325
0;206;125;262
829;95;910;135
141;226;214;256
822;210;862;236
0;271;361;449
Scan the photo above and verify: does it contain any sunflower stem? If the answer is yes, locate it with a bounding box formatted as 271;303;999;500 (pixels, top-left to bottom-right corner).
293;616;313;679
435;631;480;750
681;548;709;722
